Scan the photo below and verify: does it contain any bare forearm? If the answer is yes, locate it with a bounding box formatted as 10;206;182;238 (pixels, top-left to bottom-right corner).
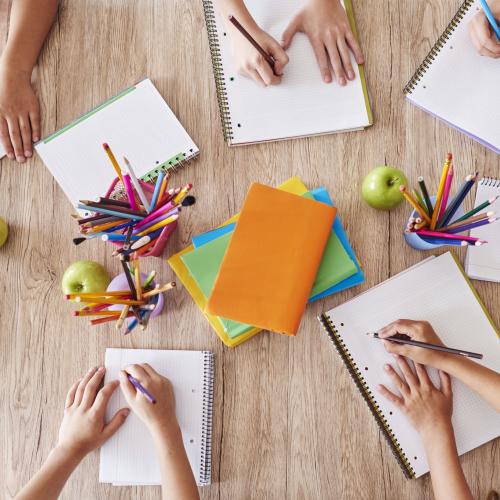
151;426;200;500
422;424;473;500
2;0;59;72
15;446;83;500
439;356;500;412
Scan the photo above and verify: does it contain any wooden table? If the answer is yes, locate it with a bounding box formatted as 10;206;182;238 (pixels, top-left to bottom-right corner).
1;1;499;498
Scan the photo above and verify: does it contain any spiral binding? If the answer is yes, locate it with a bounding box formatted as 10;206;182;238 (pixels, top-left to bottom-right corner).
199;351;215;485
403;0;475;95
201;0;234;142
318;313;416;479
480;177;500;188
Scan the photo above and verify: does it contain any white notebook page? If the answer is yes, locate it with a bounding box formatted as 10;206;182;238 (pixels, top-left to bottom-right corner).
322;252;500;477
466;178;500;282
35;79;198;209
406;0;500;152
99;349;211;486
214;0;371;144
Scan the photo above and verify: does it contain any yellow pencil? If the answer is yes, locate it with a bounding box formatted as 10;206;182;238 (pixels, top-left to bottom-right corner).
134;260;142;301
73;297;146;306
73;310;122;317
142;282;176;298
400;186;432;224
116;305;130;329
103;143;124;183
136;214;179;237
430;153;452;229
82;218;128;233
65;290;131;299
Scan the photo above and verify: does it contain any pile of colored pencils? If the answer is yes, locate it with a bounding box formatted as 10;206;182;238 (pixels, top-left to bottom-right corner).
72;143;195;259
402;153;498;247
65;260;176;334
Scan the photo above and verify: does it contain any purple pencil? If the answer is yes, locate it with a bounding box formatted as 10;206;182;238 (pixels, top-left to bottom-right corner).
127;374;156;404
447;217;499;234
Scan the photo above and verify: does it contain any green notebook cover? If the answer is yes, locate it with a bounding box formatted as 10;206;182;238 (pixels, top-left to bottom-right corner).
181;195;357;338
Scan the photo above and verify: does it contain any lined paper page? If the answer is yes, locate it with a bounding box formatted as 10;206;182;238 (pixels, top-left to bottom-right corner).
323;252;500;477
99;349;209;485
35;79;198;208
214;0;371;144
407;0;500;153
466;179;500;282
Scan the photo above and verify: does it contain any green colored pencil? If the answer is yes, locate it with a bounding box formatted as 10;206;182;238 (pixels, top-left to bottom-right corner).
453;195;499;223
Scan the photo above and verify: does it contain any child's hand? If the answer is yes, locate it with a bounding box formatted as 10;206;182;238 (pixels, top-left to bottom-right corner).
57;367;130;459
229;25;289;87
0;62;41;163
120;364;179;437
378;355;453;435
281;0;364;85
468;1;500;58
377;319;450;369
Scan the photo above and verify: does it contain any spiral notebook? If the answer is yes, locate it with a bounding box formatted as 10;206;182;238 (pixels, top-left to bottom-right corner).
35;78;199;207
202;0;372;145
466;177;500;282
404;0;500;153
318;252;500;478
99;349;214;486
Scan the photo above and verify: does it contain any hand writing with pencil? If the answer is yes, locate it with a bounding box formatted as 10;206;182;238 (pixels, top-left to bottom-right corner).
468;0;500;58
281;0;364;85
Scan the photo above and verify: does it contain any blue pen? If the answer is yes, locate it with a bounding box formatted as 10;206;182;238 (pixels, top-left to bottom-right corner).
149;171;165;212
480;0;500;40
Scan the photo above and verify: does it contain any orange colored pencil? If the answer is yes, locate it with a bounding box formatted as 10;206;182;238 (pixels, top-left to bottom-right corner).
73;310;122;317
135;260;142;300
430;153;452;229
400;186;432;224
74;297;146;306
65;290;131;299
142;282;176;298
90;313;134;326
82;218;128;233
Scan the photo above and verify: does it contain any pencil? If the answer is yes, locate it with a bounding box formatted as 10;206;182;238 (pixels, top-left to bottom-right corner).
81;215;122;228
96;197;131;208
122;174;139;210
420;236;468;247
416;229;485;244
116;305;130;329
73;310;123;317
447;217;498;234
80;200;145;217
142;270;156;289
132;208;179;235
90;313;134;326
127;374;156;404
430;153;452;229
437;173;478;229
123;157;149;210
103;143;123;183
82;218;129;233
417;176;433;216
413;189;426;215
367;332;483;359
228;15;276;72
65;290;131;299
133;200;178;230
172;183;193;205
135;214;179;237
437;211;494;232
480;0;500;40
453;196;499;224
149;171;165;212
142;282;176;298
400;186;432;224
120;256;138;299
73;297;146;305
77;204;144;221
135;260;142;300
156;172;170;209
77;213;119;225
437;164;454;221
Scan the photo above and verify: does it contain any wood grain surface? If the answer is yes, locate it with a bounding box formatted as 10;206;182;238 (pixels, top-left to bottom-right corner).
0;0;498;499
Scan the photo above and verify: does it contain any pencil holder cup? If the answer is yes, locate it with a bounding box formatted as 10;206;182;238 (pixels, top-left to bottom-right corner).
103;177;178;258
107;272;165;319
404;196;464;251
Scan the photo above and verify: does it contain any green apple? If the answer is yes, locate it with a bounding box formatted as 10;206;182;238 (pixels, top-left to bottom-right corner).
62;260;110;296
0;217;8;248
362;166;408;210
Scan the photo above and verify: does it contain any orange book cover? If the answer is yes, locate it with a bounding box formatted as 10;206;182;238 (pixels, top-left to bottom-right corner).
205;183;336;335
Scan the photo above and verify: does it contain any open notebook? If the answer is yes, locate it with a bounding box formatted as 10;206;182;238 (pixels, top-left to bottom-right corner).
404;0;500;153
466;177;500;282
99;349;214;486
318;252;500;478
35;78;198;208
202;0;372;145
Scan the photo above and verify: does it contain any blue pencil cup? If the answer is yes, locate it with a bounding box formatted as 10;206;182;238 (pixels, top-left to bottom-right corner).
404;196;464;250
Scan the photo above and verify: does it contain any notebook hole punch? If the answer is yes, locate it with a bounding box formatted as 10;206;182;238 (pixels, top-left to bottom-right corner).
237;123;241;127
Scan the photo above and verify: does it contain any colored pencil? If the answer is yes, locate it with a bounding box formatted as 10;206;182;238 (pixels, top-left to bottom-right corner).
101;233;142;242
131;208;179;234
437;173;478;229
103;143;123;183
135;261;142;300
91;313;134;326
420;236;468;247
77;204;144;221
156;172;170;208
120;256;138;299
367;332;483;359
73;297;146;305
453;196;499;223
416;229;484;243
122;174;139;210
80;303;110;313
413;190;426;214
417;176;433;216
132;239;157;258
77;213;117;225
447;217;498;234
437;212;494;232
127;374;157;404
149;171;165;212
65;290;130;299
73;310;123;317
437;164;454;221
96;197;131;208
116;305;130;329
83;218;129;233
142;282;176;298
135;214;178;237
400;186;432;224
142;270;156;289
480;0;500;40
123;157;149;209
172;183;193;205
414;220;428;231
80;200;145;217
82;215;122;228
430;153;452;229
133;200;178;229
